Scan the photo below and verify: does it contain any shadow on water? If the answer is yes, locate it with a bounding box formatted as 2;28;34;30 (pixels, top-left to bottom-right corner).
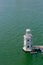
22;52;43;65
22;52;33;65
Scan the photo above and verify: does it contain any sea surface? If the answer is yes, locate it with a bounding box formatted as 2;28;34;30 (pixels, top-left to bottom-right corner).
0;0;43;65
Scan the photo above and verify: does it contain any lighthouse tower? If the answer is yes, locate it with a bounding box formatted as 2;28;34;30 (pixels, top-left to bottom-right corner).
23;29;32;52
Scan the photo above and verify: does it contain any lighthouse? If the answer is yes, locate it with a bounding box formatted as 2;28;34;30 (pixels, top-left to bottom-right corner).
23;29;32;52
23;29;43;54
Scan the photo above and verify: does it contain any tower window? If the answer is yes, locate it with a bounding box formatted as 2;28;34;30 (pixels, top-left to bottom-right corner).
27;46;29;48
27;40;29;41
31;45;32;47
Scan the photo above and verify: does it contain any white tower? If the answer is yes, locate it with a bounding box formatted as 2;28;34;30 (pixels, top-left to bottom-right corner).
23;29;32;52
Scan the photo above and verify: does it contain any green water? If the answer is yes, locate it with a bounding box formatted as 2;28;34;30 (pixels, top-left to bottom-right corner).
0;0;43;65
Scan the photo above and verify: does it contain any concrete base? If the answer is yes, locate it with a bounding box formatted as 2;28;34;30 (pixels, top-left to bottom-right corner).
23;47;37;54
23;47;32;52
23;45;43;54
